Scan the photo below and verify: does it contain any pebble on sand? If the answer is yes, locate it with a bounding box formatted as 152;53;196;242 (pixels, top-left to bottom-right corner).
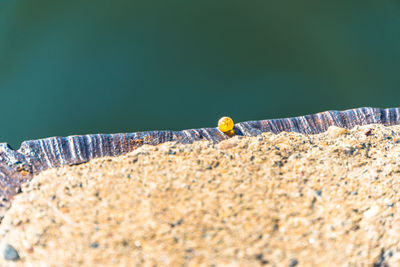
3;244;20;261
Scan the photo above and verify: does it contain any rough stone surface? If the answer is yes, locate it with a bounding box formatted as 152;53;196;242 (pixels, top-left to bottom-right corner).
0;124;400;266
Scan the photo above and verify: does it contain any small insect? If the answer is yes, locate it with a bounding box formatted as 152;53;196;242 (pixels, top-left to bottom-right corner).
218;116;235;136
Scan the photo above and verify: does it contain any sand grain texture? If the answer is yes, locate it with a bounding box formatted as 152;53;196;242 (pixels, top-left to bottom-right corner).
1;124;400;266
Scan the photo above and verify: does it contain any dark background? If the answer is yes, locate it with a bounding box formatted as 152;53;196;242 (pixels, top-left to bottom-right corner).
1;1;399;148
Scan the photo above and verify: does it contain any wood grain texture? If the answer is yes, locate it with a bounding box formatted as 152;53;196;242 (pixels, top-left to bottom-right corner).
0;107;399;205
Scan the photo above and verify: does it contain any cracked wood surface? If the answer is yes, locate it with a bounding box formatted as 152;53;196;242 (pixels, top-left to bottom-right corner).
0;107;399;207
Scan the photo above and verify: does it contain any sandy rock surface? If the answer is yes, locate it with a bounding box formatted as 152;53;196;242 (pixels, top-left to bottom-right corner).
1;124;400;266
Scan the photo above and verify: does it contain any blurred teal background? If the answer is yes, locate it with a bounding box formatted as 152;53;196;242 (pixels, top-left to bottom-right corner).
1;1;400;148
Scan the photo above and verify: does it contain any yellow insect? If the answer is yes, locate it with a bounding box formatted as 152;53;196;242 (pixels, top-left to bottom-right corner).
218;116;235;136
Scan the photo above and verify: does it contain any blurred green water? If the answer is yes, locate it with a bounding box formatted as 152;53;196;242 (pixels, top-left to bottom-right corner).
0;0;399;148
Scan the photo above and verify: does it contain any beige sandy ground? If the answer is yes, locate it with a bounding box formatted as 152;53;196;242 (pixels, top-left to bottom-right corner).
1;124;400;266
